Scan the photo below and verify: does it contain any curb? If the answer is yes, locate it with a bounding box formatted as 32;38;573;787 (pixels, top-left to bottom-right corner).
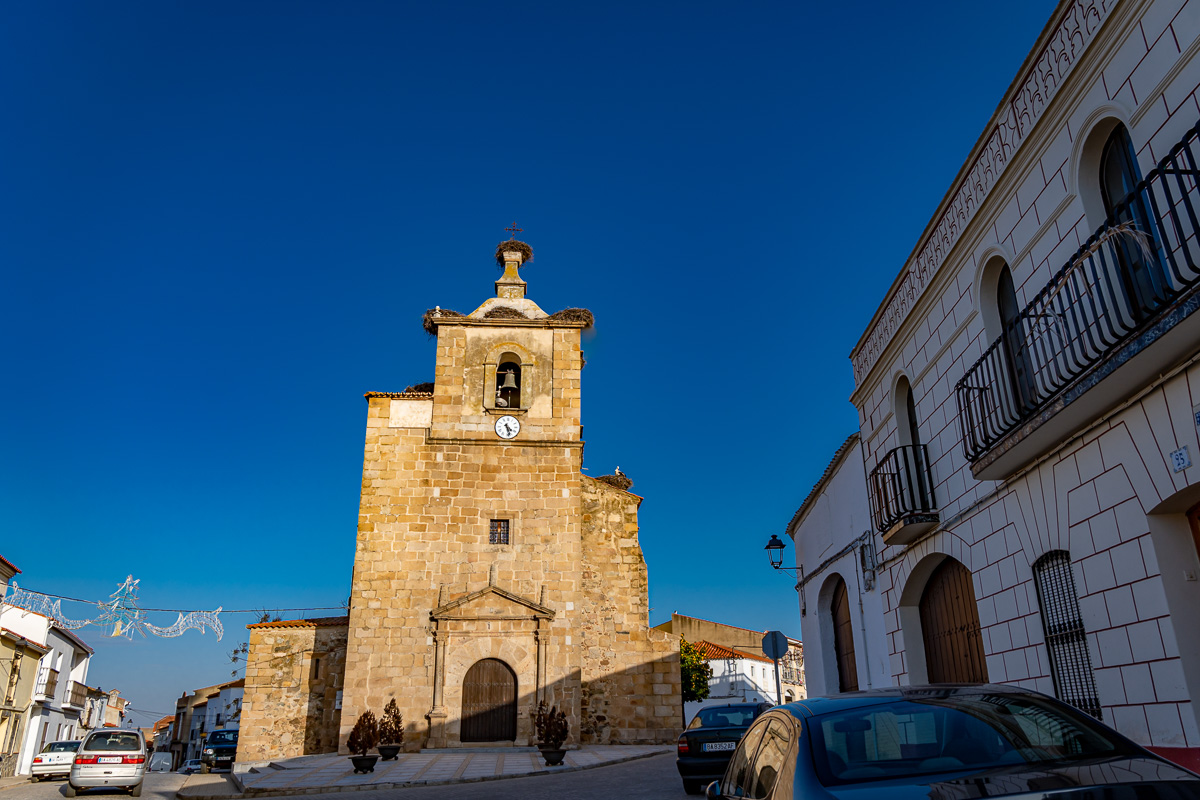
175;749;671;799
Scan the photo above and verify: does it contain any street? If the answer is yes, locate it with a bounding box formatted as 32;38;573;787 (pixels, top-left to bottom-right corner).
1;754;691;800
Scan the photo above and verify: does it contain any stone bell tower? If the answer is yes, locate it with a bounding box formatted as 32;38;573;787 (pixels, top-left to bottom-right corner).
238;238;680;761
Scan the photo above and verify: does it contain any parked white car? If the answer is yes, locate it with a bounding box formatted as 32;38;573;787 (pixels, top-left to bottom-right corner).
66;729;146;797
29;740;81;781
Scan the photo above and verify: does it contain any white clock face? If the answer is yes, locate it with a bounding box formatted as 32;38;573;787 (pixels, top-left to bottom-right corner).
495;415;520;439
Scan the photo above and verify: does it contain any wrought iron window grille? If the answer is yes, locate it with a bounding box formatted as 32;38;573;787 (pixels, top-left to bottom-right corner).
1033;551;1102;719
489;519;510;545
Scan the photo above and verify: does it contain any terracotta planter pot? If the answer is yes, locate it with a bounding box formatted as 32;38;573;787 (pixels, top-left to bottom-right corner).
539;747;566;766
377;745;401;761
349;754;379;774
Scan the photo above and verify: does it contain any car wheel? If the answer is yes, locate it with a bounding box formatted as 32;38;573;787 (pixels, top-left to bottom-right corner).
683;780;704;795
64;783;77;797
129;783;142;797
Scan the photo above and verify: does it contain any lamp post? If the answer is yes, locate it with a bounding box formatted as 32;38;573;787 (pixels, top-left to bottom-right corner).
764;534;805;615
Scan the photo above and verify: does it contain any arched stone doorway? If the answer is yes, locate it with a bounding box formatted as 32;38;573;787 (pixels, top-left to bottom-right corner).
919;558;987;683
461;658;517;742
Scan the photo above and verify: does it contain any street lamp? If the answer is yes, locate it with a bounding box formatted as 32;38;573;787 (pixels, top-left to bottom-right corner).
764;534;787;569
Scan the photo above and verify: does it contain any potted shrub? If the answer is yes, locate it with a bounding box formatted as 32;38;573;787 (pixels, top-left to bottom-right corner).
377;699;404;761
347;710;380;773
534;701;569;766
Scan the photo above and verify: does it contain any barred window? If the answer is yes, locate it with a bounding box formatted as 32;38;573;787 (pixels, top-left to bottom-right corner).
489;519;510;545
1033;551;1101;719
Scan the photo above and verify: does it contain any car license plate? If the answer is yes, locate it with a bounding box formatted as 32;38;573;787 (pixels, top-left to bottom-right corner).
98;757;121;764
704;742;736;752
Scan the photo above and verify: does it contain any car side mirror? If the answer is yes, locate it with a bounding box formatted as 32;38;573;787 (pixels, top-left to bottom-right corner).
705;780;722;800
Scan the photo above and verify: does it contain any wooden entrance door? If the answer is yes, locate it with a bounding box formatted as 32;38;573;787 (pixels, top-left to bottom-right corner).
920;558;987;683
830;576;859;692
461;659;517;742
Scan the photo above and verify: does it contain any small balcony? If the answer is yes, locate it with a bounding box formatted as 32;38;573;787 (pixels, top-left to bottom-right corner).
65;681;88;710
957;121;1200;479
34;668;59;701
869;444;939;545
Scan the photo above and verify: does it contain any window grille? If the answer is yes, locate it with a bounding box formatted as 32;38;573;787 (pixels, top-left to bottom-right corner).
1033;551;1102;719
489;519;510;545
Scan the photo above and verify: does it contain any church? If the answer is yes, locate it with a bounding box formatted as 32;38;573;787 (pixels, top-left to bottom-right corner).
237;240;681;760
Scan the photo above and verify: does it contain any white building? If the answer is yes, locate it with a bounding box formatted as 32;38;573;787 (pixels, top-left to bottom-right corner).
787;0;1200;772
0;607;93;774
685;641;781;722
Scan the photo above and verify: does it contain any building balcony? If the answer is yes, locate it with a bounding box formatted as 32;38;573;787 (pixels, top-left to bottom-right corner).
65;681;88;710
957;121;1200;479
34;668;59;702
869;443;939;545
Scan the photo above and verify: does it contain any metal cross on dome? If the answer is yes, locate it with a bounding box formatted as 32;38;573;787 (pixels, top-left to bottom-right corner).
505;221;523;239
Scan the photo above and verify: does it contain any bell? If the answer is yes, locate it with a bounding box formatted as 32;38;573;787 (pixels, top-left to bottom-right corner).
499;370;518;390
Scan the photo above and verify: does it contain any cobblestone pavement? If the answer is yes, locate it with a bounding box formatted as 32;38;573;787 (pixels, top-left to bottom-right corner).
0;771;189;800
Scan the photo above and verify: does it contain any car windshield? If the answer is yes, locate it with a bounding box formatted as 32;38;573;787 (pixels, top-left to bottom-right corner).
43;742;80;753
83;732;141;752
689;706;760;729
207;731;238;745
810;693;1140;785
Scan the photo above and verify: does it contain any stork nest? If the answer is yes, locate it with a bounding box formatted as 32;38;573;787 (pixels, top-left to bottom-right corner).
595;472;633;491
495;239;534;267
404;382;434;394
546;308;594;327
422;307;466;336
483;306;529;320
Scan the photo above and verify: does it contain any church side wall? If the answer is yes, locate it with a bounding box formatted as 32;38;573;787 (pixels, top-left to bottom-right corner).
578;477;681;744
237;623;347;762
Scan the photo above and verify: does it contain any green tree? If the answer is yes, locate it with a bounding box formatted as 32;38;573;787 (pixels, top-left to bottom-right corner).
680;639;712;702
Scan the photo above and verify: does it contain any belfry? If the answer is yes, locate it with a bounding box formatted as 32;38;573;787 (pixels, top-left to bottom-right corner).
237;239;681;759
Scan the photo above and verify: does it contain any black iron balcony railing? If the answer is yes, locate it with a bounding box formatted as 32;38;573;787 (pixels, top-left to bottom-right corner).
869;444;938;543
67;681;88;708
35;668;59;700
957;121;1200;464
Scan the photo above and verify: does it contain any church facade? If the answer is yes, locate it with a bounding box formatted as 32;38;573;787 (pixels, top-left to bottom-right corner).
237;243;680;760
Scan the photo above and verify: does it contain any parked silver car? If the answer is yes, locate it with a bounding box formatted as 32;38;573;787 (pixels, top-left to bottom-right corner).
66;729;146;797
29;740;80;781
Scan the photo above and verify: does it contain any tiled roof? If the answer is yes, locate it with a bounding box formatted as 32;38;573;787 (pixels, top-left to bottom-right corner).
693;640;774;664
247;615;349;630
0;554;20;575
784;433;859;537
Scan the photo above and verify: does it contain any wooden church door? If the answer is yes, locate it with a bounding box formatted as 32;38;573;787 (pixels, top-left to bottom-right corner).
461;659;517;742
920;558;988;683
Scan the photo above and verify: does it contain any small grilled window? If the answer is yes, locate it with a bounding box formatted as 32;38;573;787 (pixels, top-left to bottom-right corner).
1034;551;1102;719
489;519;510;545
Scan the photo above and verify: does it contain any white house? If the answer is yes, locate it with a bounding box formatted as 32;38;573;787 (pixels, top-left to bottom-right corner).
685;640;784;722
0;606;93;774
787;0;1200;773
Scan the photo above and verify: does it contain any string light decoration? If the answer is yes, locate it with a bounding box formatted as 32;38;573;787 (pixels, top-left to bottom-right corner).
3;576;224;641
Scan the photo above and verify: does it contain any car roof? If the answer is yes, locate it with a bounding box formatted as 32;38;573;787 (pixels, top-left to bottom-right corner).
776;684;1048;719
696;702;766;710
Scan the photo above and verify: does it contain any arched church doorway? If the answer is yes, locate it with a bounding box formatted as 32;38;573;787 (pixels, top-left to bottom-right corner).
461;658;517;742
919;558;987;683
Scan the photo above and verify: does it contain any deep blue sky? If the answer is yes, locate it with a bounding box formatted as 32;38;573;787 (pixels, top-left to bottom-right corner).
2;1;1054;724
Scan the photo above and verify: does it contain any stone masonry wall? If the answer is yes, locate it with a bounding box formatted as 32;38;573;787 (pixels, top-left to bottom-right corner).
236;619;347;762
578;476;681;743
340;320;588;751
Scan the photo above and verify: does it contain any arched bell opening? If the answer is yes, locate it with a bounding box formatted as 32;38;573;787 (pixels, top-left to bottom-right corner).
495;356;522;409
